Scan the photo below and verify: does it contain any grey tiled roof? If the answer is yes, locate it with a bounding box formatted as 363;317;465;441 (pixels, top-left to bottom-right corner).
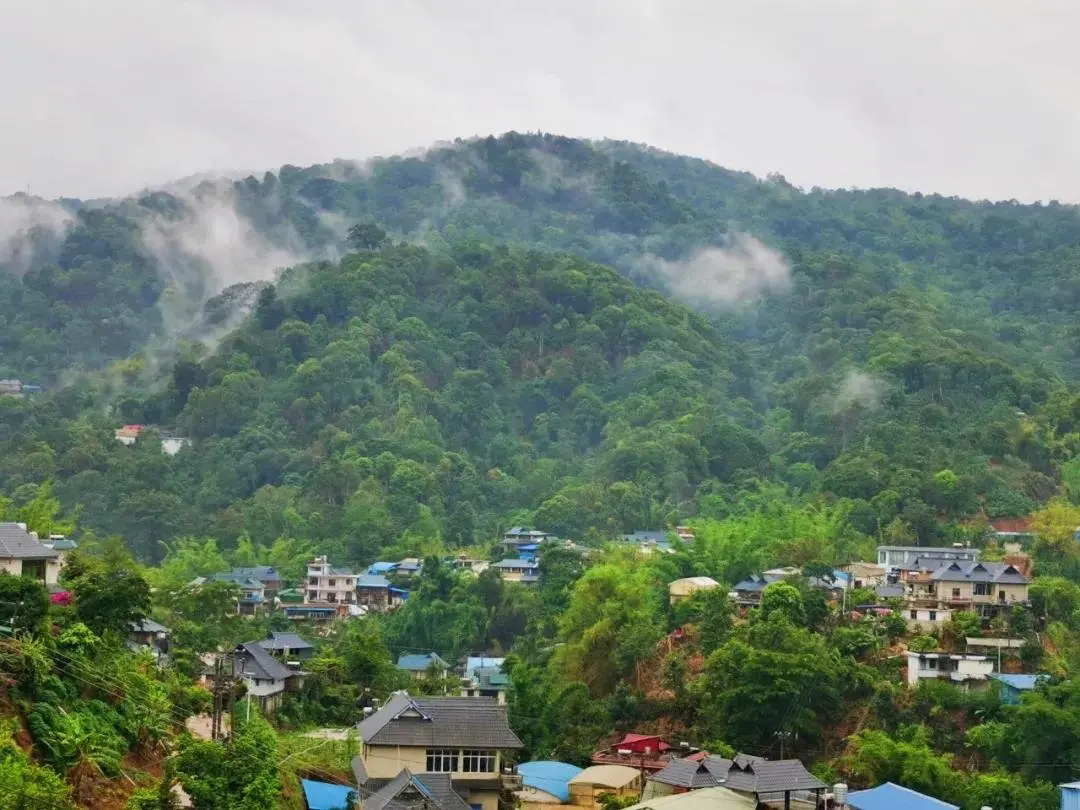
365;770;472;810
724;759;826;795
131;618;169;634
0;524;58;560
649;756;732;788
650;756;821;796
258;631;313;651
931;562;1028;585
235;641;294;682
231;566;281;583
357;693;523;748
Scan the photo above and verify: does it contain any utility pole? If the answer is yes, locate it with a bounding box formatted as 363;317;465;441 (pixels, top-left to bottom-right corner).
227;653;237;744
211;656;223;741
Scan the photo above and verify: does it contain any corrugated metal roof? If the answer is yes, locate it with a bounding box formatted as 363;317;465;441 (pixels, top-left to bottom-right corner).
518;761;583;802
624;787;755;810
300;778;356;810
569;765;641;789
847;782;958;810
396;653;448;672
259;631;313;651
989;673;1043;690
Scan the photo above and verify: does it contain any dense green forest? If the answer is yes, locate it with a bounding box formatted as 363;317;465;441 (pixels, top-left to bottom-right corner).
3;133;1080;808
1;133;1079;561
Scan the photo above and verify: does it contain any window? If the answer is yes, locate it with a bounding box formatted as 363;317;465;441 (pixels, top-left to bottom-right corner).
973;583;990;596
462;750;496;773
307;590;317;601
427;749;457;772
952;588;961;598
309;577;318;586
909;610;917;619
328;579;336;587
926;658;938;670
929;611;937;620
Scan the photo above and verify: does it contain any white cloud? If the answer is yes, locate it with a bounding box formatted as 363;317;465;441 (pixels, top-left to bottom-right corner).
646;233;791;306
830;371;886;415
0;196;74;274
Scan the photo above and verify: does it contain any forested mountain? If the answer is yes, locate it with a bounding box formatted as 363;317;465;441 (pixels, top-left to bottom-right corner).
0;133;1078;565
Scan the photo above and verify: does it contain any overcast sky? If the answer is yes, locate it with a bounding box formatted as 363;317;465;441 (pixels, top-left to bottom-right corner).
2;0;1078;201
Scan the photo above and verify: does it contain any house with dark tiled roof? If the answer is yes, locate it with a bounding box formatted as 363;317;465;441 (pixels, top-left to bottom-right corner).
0;523;61;585
362;769;472;810
355;693;523;810
212;572;267;615
229;566;282;597
646;754;826;806
233;640;300;712
257;631;314;668
930;561;1029;617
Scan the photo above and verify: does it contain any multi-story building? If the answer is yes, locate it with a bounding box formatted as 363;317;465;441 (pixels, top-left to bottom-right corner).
906;652;995;690
877;545;979;575
355;693;523;810
492;558;540;584
900;560;1029;621
304;556;358;605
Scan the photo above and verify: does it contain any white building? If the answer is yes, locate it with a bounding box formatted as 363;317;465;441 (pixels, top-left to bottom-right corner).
305;556;359;605
877;545;979;574
905;606;953;632
906;652;994;689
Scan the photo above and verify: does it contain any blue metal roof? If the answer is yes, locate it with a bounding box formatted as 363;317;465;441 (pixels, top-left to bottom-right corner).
356;574;390;588
301;778;355;810
396;652;448;671
847;782;958;810
989;673;1043;691
518;761;583;802
367;562;398;574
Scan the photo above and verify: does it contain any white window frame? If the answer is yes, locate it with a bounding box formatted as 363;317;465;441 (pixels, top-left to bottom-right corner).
462;749;496;773
427;748;458;772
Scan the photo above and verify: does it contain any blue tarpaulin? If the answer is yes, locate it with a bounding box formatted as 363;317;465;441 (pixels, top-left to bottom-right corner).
301;778;356;810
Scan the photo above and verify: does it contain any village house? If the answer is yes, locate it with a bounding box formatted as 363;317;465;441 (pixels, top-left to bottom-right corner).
989;673;1048;705
502;527;551;552
228;566;282;599
906;651;995;690
900;560;1029;622
516;761;583;810
0;523;62;585
877;545;979;576
461;656;509;703
840;562;887;589
354;692;523;810
646;752;826;807
492;558;540;584
233;640;300;712
569;766;642;808
450;555;490;575
730;573;781;607
359;769;475;810
394;558;422;577
305;555;359;605
356;573;408;613
397;652;450;679
256;631;314;669
129;618;170;662
207;572;267;615
668;577;719;604
591;733;675;773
